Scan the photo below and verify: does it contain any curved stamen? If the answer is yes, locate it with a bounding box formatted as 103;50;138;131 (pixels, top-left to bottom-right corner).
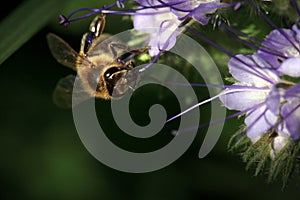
165;81;271;91
166;87;267;123
172;101;264;135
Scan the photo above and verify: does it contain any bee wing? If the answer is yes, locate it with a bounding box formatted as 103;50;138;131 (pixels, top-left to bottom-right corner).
47;33;80;71
53;75;91;108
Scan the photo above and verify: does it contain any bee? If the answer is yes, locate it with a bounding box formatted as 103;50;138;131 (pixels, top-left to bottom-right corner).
47;14;146;108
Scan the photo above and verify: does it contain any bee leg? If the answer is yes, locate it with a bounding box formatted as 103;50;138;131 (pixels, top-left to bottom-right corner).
109;43;149;58
128;47;149;55
89;14;106;38
81;14;107;54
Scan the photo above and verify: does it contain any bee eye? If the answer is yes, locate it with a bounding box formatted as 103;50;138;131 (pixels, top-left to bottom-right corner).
104;67;120;79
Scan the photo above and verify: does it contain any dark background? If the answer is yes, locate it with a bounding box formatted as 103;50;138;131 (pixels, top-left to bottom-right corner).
1;0;300;199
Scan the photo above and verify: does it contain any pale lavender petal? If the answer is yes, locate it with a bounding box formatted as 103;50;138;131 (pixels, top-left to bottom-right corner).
278;57;300;77
168;0;196;11
257;25;300;69
135;0;160;6
133;7;181;56
228;54;279;87
134;7;168;34
256;51;281;70
284;83;300;99
167;0;220;24
245;105;278;139
191;0;220;25
281;100;300;140
148;28;179;56
292;24;300;44
266;86;280;115
219;84;268;111
261;28;300;58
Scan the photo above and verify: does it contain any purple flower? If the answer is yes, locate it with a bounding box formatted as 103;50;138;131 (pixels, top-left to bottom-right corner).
165;22;300;158
219;54;280;142
134;0;222;56
220;25;300;153
258;24;300;70
136;0;221;23
167;0;221;24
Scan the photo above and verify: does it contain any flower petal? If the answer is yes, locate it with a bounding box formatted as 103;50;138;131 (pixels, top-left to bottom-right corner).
278;57;300;77
257;24;300;70
191;0;220;25
228;54;279;87
168;0;220;25
133;7;181;56
219;84;268;111
245;105;278;139
284;83;300;100
281;100;300;140
147;28;178;56
135;0;160;6
261;27;300;58
292;24;300;44
266;86;280;115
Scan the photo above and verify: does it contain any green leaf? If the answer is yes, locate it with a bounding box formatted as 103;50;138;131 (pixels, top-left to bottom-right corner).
0;0;70;66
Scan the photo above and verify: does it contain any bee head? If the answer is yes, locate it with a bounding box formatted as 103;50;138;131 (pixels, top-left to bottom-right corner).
102;61;138;98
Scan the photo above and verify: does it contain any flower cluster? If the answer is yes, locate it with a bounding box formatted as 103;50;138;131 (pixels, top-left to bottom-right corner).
159;0;300;185
220;28;300;155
